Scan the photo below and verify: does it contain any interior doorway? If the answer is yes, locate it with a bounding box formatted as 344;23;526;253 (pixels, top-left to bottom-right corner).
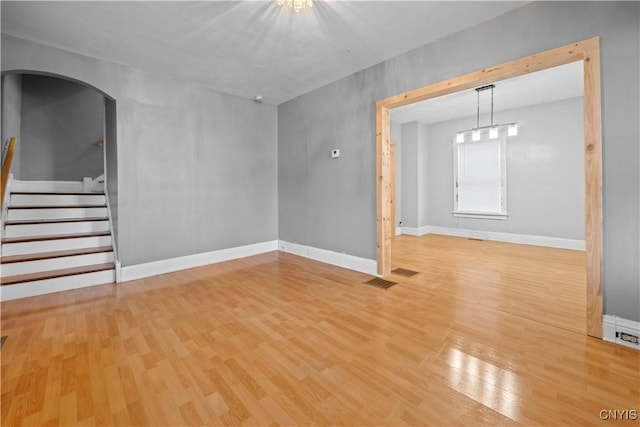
375;37;603;338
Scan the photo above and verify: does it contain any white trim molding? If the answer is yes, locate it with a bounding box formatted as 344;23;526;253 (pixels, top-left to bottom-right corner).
120;240;278;282
399;226;430;237
603;315;640;350
278;240;378;276
425;226;585;251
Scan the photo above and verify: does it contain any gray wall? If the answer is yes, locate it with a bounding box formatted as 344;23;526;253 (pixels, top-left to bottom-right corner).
277;2;639;321
400;122;418;228
20;74;104;181
1;73;22;180
399;121;429;229
2;35;279;268
104;97;118;255
427;97;584;240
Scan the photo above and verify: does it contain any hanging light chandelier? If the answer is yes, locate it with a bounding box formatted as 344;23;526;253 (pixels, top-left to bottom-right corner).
455;84;518;143
277;0;313;12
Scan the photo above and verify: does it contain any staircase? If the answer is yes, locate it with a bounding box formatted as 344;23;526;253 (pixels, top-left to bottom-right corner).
1;190;115;300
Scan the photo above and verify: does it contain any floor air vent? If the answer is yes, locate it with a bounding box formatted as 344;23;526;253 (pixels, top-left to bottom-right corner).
364;277;397;290
392;268;419;277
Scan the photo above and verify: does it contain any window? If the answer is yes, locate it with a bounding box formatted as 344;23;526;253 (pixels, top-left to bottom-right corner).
453;132;507;219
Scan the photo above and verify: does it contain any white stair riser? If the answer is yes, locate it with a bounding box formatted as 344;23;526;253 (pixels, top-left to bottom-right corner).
8;207;108;221
2;252;114;277
0;269;115;301
11;194;106;206
5;221;110;238
1;236;112;256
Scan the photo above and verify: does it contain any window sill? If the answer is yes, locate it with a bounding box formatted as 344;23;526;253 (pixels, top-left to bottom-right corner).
453;211;508;220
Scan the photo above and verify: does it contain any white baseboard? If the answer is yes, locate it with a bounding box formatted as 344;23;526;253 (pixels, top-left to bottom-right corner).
399;226;430;236
414;225;585;251
120;240;279;282
396;227;402;236
603;315;640;350
278;240;378;276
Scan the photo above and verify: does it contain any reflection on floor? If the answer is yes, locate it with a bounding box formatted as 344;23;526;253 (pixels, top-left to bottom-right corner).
391;234;587;334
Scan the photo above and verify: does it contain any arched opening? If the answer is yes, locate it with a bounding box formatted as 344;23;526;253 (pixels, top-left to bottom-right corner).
1;70;119;263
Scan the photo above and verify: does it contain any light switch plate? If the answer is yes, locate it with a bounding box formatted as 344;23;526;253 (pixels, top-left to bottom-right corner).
331;149;340;159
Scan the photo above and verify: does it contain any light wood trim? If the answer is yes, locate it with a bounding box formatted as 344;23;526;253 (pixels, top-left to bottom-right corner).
390;142;397;240
376;106;391;274
376;37;603;338
583;43;603;338
1;137;17;209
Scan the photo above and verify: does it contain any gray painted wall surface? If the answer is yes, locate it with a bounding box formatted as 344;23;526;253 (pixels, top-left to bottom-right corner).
399;121;430;229
1;74;22;180
20;74;104;181
418;122;429;228
2;35;278;267
400;122;418;228
427;97;584;239
104;98;118;255
277;2;639;321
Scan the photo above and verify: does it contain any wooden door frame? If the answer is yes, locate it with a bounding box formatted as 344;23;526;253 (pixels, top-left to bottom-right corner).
375;37;603;338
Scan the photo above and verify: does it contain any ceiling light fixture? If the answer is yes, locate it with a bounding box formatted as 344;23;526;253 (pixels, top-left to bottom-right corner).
277;0;313;12
455;84;518;143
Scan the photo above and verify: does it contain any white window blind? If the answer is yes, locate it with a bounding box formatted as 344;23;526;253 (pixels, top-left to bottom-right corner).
453;133;507;218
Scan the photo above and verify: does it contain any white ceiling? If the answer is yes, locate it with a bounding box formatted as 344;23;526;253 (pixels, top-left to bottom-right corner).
391;60;584;124
1;1;528;105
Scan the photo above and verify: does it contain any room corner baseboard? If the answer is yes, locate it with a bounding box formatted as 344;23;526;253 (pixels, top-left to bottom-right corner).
399;226;430;237
603;315;640;350
120;240;279;282
278;240;378;276
424;226;585;251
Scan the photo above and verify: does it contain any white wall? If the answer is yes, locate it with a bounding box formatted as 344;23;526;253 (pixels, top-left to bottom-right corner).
426;97;584;240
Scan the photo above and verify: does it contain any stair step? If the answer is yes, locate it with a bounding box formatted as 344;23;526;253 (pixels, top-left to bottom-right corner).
2;230;111;244
4;219;109;238
8;205;107;209
1;246;113;264
1;250;114;277
5;217;108;225
10;193;106;207
9;192;105;195
7;206;108;221
0;268;115;301
1;263;115;286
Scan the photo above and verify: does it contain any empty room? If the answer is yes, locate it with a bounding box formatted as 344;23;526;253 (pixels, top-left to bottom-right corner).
1;1;639;426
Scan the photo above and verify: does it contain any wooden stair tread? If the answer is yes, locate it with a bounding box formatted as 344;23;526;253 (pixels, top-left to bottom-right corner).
2;231;111;244
8;205;107;210
5;217;108;225
1;263;115;286
1;246;113;264
10;191;104;196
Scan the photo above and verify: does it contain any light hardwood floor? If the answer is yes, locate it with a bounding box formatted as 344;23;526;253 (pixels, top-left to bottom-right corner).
1;236;638;426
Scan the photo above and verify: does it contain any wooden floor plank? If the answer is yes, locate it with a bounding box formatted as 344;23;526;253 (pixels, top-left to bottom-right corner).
1;238;638;426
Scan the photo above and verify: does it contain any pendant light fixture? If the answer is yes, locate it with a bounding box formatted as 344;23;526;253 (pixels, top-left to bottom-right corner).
455;84;518;143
